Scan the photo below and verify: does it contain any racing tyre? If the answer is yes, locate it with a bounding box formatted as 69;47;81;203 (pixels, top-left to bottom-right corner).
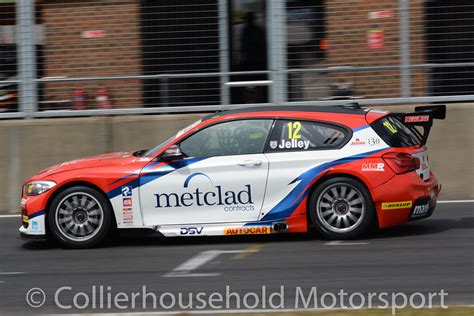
309;177;374;239
48;186;113;248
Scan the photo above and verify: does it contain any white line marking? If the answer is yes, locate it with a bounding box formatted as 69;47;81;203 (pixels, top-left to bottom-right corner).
0;214;20;218
0;272;25;275
163;249;258;278
325;240;369;246
163;272;221;278
437;200;474;204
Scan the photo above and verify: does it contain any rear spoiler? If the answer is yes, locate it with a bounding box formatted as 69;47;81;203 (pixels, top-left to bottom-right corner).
393;105;446;145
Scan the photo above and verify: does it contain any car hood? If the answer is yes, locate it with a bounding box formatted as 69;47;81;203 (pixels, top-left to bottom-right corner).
32;151;144;179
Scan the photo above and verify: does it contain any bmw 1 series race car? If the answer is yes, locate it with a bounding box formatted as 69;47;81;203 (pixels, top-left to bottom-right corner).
19;103;445;248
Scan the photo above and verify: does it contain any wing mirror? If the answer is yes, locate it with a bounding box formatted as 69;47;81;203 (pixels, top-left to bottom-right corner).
160;145;183;161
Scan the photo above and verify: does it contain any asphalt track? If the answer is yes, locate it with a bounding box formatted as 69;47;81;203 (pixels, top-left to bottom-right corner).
0;202;472;315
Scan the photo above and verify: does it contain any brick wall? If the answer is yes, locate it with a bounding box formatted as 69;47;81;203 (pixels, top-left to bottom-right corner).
325;0;427;98
42;0;142;109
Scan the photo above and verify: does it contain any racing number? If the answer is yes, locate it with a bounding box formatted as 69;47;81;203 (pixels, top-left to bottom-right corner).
287;121;302;139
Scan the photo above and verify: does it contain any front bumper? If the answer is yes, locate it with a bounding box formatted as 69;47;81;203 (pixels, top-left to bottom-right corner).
19;212;47;237
372;171;440;229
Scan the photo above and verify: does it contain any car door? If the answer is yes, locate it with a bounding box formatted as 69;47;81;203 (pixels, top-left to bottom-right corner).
260;119;351;221
139;119;273;225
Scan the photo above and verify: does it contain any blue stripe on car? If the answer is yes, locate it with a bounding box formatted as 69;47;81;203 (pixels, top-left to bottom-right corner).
260;148;387;222
106;157;206;199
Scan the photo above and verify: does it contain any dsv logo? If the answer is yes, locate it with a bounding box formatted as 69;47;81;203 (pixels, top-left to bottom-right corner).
180;227;203;235
154;173;254;209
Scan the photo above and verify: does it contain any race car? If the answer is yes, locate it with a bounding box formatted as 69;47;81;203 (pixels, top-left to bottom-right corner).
19;103;445;248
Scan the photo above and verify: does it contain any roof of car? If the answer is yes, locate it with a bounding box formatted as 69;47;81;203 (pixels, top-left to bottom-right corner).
203;104;368;121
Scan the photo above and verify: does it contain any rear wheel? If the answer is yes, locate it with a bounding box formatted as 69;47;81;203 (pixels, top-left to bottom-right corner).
309;177;374;239
48;186;112;248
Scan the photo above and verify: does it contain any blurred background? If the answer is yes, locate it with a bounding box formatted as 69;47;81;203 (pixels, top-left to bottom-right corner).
0;0;473;212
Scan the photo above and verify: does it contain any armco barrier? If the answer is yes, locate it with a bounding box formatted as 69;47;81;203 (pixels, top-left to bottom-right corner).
0;105;472;214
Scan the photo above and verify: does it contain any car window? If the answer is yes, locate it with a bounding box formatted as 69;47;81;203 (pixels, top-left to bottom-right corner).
144;119;202;157
371;116;421;147
266;120;348;152
180;119;273;158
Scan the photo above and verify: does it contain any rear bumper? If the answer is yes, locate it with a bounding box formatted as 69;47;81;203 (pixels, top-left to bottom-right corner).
372;172;440;229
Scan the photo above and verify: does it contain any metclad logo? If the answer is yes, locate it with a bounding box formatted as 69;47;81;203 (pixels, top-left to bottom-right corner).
154;173;254;211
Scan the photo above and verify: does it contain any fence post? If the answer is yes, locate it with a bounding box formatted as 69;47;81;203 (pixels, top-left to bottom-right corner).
218;0;230;106
268;0;288;104
16;0;38;119
399;0;411;98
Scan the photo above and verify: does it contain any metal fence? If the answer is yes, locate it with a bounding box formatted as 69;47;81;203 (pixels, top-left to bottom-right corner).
1;0;473;119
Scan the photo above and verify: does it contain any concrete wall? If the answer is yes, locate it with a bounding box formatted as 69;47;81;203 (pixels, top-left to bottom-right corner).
0;106;472;213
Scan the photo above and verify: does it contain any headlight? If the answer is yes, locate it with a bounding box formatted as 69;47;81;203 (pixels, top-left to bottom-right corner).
24;181;56;196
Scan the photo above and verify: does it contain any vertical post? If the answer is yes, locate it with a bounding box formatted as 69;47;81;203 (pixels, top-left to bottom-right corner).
218;0;230;105
268;0;288;104
16;0;38;118
399;0;411;98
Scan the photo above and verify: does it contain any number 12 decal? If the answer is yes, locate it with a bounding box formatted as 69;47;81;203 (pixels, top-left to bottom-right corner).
287;121;302;139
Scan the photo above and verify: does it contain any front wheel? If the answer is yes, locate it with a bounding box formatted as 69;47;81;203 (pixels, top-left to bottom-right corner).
309;177;374;239
48;186;113;248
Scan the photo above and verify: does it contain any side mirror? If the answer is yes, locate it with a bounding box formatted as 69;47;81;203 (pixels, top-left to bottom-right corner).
160;145;183;161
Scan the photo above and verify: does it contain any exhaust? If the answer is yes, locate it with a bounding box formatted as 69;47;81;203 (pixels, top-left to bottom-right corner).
273;222;288;232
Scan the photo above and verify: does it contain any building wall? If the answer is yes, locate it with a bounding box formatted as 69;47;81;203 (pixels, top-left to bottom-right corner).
42;0;142;108
325;0;427;98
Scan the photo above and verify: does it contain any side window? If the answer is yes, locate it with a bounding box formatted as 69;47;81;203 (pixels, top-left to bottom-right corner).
180;119;273;158
266;120;348;152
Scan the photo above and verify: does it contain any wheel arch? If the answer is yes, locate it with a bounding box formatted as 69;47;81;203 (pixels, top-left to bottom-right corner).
305;172;379;228
44;181;117;232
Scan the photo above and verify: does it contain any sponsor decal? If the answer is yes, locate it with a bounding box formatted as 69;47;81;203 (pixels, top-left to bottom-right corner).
412;203;430;218
381;201;413;210
180;227;203;235
121;186;132;197
123;198;132;207
177;120;202;137
154;173;255;212
362;163;385;172
31;221;38;231
269;140;278;149
405;115;430;123
122;207;134;223
224;226;271;235
350;138;365;146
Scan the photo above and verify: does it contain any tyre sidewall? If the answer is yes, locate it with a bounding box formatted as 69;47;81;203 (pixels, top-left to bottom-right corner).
309;177;374;239
48;186;112;248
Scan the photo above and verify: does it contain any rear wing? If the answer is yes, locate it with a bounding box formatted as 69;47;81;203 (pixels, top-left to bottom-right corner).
393;105;446;145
